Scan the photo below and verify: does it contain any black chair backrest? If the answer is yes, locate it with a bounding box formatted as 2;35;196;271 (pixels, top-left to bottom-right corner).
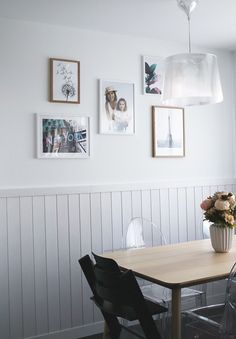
79;253;163;339
92;252;142;307
79;254;95;291
93;251;120;273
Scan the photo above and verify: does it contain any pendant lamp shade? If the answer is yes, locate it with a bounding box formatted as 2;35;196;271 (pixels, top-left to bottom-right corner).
162;53;223;106
161;0;223;106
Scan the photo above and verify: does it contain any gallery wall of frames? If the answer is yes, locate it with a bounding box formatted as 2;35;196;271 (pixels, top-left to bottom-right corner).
1;18;234;190
40;55;176;159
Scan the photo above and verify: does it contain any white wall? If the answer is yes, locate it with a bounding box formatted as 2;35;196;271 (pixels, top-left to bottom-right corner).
0;18;235;189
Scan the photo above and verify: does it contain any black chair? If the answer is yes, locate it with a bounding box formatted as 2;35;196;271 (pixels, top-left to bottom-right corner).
79;253;167;339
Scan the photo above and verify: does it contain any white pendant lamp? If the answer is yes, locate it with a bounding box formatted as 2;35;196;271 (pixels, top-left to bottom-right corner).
162;0;223;106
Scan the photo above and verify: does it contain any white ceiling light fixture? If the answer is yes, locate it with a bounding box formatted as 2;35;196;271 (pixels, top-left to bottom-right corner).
162;0;223;106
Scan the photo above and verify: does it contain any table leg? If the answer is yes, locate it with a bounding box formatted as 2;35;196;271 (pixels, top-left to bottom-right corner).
172;288;181;339
103;321;111;339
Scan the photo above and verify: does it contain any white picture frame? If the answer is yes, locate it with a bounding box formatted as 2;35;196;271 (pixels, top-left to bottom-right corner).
99;79;135;135
37;114;90;159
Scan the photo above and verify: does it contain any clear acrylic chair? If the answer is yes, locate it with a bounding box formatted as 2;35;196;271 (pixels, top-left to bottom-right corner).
203;219;211;239
183;261;236;339
124;217;207;310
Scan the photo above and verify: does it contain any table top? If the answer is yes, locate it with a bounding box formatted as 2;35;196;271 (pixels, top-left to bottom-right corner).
102;236;236;288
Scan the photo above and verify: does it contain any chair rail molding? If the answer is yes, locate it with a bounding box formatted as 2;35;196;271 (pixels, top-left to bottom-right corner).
0;177;235;197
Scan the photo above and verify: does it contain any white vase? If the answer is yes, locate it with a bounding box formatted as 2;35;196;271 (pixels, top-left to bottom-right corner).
209;224;233;253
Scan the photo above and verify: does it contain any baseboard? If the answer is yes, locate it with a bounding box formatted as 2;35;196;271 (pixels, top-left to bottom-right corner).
25;321;104;339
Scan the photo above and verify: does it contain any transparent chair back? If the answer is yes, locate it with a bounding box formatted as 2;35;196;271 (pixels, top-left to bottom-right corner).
125;217;207;312
125;217;167;249
220;262;236;337
203;219;211;239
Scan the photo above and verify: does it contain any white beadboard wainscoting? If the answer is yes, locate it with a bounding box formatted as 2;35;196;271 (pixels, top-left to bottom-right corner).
0;179;235;339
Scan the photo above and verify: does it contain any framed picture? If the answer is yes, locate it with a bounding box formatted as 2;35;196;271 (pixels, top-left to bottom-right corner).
37;114;90;159
99;79;135;135
152;106;185;157
143;55;164;95
50;58;80;103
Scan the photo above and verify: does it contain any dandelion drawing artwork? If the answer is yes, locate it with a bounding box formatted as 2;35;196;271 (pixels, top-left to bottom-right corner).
57;62;76;100
50;58;80;103
143;56;164;95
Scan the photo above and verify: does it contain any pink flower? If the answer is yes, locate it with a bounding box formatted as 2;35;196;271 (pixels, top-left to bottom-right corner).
214;199;230;211
200;198;214;211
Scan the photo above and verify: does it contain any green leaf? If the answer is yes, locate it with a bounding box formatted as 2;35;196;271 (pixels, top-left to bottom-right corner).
149;64;157;74
145;62;151;74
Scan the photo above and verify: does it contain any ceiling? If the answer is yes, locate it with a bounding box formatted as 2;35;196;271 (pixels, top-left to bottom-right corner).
1;0;236;51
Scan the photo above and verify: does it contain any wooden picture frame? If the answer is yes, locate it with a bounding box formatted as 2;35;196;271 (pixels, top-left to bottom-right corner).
152;106;185;157
50;58;80;103
37;114;90;159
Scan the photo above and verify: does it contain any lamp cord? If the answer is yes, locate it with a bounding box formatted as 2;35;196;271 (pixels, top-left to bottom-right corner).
188;16;191;53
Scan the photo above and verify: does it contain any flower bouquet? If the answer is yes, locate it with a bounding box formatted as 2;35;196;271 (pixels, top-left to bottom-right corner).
201;191;236;252
200;191;236;228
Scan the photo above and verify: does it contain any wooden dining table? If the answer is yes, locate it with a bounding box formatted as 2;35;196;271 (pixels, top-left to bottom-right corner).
102;236;236;339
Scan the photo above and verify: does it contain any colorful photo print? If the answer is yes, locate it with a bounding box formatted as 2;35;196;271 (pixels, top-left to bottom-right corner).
50;58;80;103
143;56;164;95
99;79;135;135
37;115;90;158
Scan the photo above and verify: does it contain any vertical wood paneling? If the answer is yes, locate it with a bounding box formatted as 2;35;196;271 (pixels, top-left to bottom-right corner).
91;193;102;253
150;190;163;244
217;184;226;192
233;184;236;193
57;195;72;330
159;189;170;243
7;197;23;339
33;196;48;335
186;187;196;241
224;184;234;192
202;185;211;199
210;184;218;195
100;192;112;251
169;188;179;244
44;196;60;331
0;198;10;339
194;187;204;240
121;191;132;238
177;188;188;243
90;193;103;322
80;193;93;325
20;197;36;338
68;194;82;327
0;182;233;339
131;190;142;217
141;190;152;247
111;192;123;250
